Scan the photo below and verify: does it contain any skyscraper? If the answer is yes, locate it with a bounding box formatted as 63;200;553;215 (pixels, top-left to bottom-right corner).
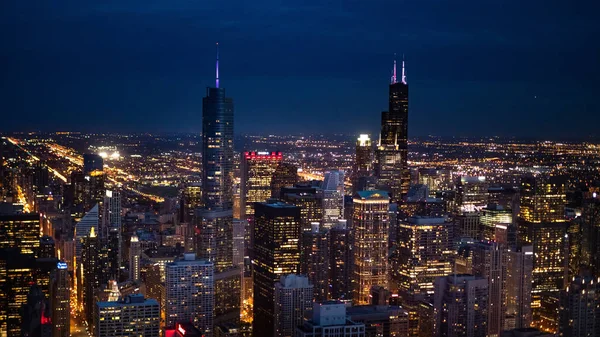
375;57;409;201
199;43;240;325
559;274;600;337
165;253;214;336
270;162;299;199
240;151;283;221
352;190;389;305
434;275;488;337
301;223;329;302
457;176;489;212
281;185;324;233
253;201;302;337
0;212;40;256
274;274;314;337
74;204;98;262
129;233;141;281
353;134;373;194
296;302;366;337
322;170;345;229
50;261;70;337
95;294;160;337
80;227;100;327
102;190;121;270
505;245;534;330
330;220;352;301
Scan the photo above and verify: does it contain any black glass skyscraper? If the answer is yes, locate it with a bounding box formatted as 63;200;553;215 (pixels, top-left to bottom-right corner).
198;43;240;325
375;56;410;200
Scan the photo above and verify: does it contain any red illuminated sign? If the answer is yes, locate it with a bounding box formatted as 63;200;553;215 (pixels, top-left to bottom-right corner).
177;324;186;335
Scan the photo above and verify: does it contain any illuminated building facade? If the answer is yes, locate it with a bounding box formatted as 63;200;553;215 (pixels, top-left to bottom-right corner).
559;275;600;337
375;57;410;201
165;253;214;335
457;176;489;212
270;163;298;199
392;216;454;336
74;204;98;262
274;274;313;337
182;182;202;222
240;151;282;221
520;175;567;223
353;134;373;194
0;213;40;256
301;224;329;302
95;294;160;337
322;170;345;229
129;233;141;281
253;201;301;337
352;190;389;305
417;168;451;197
505;246;534;330
434;275;488;337
281;185;323;233
80;227;100;327
0;249;36;337
456;212;481;240
481;203;513;241
296;302;366;337
50;261;70;337
199;47;240;325
346;305;410;337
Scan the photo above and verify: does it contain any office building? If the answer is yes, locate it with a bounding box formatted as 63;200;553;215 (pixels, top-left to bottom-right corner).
346;305;410;337
165;253;214;335
102;190;121;272
0;248;36;337
501;328;554;337
434;274;488;337
240;151;282;220
579;197;600;277
281;185;324;233
322;170;345;229
330;220;352;301
39;235;55;259
20;285;52;337
417;168;452;197
505;245;534;330
253;201;301;337
297;302;366;337
80;227;100;326
274;274;313;337
520;175;566;223
456;212;481;240
481;203;513;241
301;224;329;302
95;294;160;337
457;176;489;212
215;322;252;337
74;204;98;261
270;162;299;199
375;58;410;201
0;212;40;256
353;191;390;305
50;261;70;337
559;274;600;337
353;134;373;194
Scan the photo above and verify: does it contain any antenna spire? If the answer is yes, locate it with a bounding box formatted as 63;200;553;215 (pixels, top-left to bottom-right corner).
216;42;220;88
391;53;397;84
401;54;407;84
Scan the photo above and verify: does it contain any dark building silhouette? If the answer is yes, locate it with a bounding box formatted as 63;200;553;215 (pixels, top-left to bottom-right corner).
270;162;299;199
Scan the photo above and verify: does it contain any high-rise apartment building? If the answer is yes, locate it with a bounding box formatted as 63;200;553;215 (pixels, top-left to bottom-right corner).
50;261;70;337
505;245;534;330
434;275;488;337
375;58;410;201
165;253;214;336
392;216;454;336
253;201;301;337
352;191;389;305
95;294;160;337
275;274;314;337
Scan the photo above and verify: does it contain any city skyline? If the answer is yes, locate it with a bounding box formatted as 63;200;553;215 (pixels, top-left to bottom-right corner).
2;1;598;138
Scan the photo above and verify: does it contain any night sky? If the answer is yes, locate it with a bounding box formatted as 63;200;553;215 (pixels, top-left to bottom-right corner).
1;1;599;138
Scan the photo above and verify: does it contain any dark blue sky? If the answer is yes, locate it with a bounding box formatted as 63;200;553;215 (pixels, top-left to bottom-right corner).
1;0;599;138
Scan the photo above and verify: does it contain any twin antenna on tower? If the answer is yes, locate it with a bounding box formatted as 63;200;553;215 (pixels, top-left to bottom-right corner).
391;53;407;85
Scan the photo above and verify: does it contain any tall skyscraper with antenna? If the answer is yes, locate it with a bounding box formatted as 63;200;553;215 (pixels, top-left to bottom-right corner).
375;55;410;201
197;43;241;326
